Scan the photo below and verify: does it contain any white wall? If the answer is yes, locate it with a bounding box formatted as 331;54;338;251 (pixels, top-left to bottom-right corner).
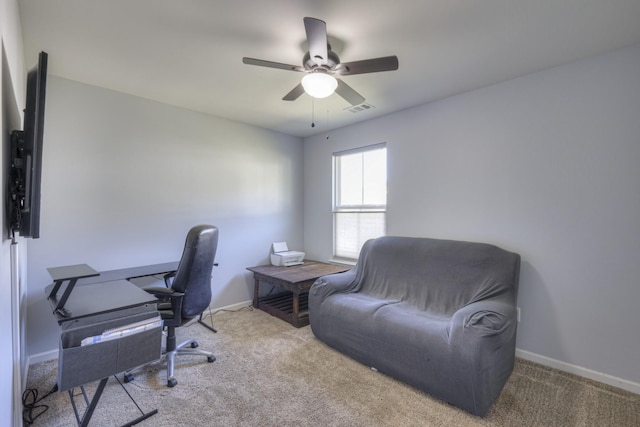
1;0;25;425
304;44;640;388
26;76;304;357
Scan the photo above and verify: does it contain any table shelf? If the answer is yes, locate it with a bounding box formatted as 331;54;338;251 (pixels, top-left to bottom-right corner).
258;292;309;327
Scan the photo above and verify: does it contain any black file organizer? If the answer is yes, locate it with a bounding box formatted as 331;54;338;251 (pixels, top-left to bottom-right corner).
46;264;162;426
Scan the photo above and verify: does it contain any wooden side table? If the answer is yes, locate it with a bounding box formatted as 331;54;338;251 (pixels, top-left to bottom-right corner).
247;260;350;327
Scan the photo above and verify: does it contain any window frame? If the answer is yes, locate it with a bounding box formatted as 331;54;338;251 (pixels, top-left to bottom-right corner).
332;143;387;262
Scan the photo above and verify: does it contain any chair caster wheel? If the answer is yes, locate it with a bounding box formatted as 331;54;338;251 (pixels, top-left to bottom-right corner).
207;355;216;363
123;373;134;383
190;341;199;349
167;378;177;388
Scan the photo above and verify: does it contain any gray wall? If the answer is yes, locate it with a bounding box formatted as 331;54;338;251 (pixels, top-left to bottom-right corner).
26;77;304;357
304;44;640;387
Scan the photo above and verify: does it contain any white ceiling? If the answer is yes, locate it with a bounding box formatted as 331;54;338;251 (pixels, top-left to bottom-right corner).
18;0;640;138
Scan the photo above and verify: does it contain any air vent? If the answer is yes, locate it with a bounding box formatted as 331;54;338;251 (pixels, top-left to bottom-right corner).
344;103;376;113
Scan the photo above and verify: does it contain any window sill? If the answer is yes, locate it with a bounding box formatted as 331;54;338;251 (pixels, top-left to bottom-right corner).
328;258;357;267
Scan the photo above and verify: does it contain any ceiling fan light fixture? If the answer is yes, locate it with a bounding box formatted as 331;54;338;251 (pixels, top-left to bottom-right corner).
301;72;337;98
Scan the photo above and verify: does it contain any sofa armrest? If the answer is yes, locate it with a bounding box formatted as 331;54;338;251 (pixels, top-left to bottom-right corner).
309;268;357;301
449;299;517;345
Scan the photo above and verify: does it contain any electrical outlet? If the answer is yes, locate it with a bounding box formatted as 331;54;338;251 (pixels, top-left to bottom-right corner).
517;307;521;323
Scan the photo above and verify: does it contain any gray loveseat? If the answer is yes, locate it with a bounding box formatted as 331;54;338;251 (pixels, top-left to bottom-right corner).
309;236;521;416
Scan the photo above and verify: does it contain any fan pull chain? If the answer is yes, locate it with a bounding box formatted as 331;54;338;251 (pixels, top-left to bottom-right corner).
311;98;315;128
326;105;330;140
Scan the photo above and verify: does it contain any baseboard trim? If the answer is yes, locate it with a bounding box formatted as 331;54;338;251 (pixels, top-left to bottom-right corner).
28;349;59;366
516;349;640;395
208;299;253;313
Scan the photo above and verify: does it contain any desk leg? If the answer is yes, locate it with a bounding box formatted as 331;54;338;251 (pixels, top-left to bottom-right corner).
69;377;108;427
253;277;260;308
70;376;158;427
198;314;217;333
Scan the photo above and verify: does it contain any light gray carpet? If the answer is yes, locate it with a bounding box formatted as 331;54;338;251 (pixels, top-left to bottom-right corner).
25;308;639;426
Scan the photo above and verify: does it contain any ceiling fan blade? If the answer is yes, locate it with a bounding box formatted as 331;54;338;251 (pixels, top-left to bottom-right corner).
243;57;305;72
282;83;305;101
336;55;399;75
335;79;365;106
304;17;328;66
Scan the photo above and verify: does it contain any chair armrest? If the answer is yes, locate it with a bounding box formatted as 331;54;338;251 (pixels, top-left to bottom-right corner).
144;286;185;307
309;269;357;301
163;271;177;288
145;286;185;324
144;286;180;298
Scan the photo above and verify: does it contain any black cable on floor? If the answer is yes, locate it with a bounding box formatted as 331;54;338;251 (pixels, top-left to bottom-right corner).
22;383;58;425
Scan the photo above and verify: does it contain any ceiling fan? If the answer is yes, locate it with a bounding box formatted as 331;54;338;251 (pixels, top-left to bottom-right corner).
242;17;399;106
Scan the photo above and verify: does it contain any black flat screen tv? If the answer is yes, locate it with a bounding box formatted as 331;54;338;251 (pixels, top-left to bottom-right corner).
8;51;48;239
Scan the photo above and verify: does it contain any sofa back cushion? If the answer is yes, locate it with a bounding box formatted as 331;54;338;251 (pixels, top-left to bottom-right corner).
353;236;520;316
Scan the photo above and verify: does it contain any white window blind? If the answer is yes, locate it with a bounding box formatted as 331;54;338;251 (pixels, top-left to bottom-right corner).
333;143;386;260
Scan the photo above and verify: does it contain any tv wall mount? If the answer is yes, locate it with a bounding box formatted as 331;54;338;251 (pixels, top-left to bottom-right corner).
7;130;27;236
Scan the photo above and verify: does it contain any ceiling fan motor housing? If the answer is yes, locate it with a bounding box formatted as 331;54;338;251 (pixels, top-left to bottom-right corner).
303;48;340;72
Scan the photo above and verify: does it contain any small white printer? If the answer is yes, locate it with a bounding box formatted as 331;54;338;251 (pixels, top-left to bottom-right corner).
270;242;305;267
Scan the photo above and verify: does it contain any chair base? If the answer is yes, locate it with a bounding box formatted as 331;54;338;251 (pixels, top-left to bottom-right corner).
123;337;215;388
164;338;216;387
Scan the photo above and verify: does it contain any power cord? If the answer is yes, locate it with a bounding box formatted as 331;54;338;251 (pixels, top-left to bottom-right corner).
22;383;58;425
198;305;254;322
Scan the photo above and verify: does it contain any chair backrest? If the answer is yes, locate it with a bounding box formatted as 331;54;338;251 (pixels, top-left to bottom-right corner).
171;225;219;320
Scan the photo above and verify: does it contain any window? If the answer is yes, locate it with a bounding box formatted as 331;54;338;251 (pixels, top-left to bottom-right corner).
333;143;387;260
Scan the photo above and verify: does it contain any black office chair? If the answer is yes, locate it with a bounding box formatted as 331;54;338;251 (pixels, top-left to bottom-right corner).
139;224;219;387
